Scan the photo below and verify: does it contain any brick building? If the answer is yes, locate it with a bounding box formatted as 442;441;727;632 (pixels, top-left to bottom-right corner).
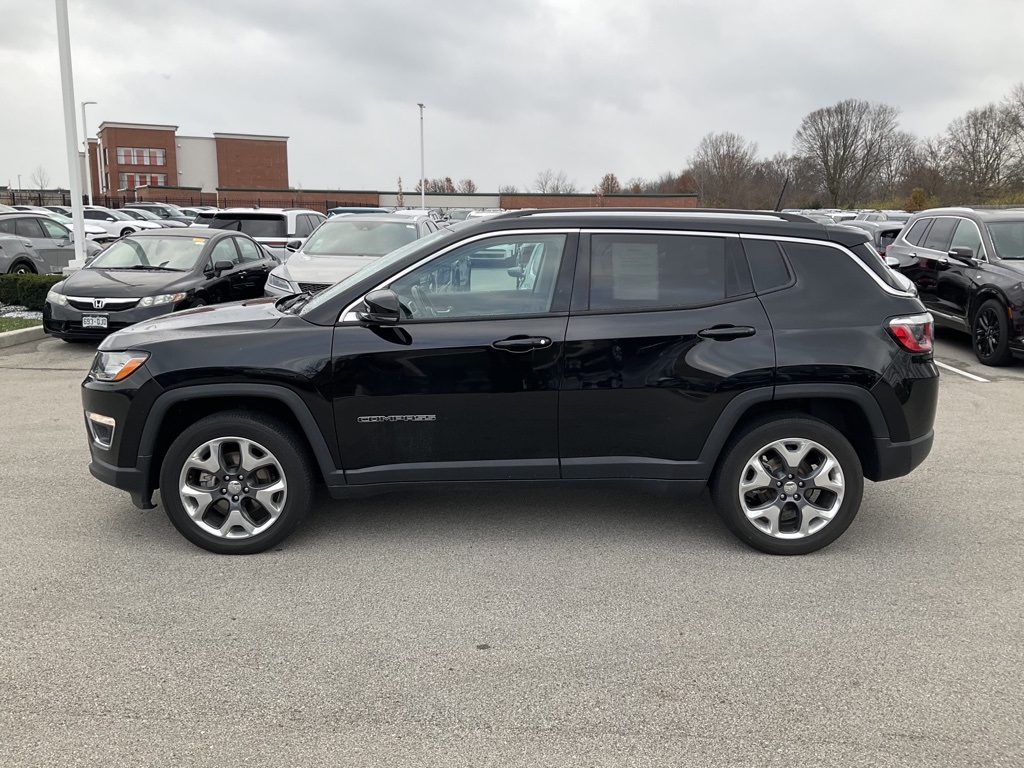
88;122;288;199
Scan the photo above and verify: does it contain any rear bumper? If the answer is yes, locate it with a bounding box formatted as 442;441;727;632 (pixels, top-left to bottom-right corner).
871;429;934;481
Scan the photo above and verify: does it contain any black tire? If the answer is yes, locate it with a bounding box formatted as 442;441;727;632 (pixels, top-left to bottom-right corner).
120;227;134;238
711;416;864;555
190;298;207;308
971;298;1013;366
159;411;313;554
8;261;36;275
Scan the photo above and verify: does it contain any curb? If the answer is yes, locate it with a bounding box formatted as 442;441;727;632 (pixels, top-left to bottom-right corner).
0;325;46;349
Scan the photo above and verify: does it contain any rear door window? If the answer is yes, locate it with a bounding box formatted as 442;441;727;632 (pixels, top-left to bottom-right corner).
588;233;727;311
14;218;45;239
922;217;957;251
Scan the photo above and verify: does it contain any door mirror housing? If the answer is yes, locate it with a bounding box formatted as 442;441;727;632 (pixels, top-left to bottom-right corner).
884;255;900;268
286;239;303;251
948;247;976;265
357;289;402;325
205;259;234;278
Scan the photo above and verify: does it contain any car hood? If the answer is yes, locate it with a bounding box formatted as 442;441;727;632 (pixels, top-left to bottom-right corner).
98;298;283;350
278;253;379;284
60;267;197;297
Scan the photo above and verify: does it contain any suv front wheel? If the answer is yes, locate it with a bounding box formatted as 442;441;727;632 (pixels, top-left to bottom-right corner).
159;411;313;554
712;416;864;555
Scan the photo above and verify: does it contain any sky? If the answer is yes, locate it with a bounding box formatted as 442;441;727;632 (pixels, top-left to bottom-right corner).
2;0;1024;194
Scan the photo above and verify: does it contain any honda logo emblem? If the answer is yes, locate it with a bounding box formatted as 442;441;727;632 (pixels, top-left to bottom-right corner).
92;298;105;309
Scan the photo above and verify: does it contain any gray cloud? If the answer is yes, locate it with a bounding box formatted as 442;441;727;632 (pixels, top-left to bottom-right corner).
2;0;1023;192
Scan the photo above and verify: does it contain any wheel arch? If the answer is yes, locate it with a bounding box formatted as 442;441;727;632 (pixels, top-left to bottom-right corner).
140;384;342;495
700;385;886;482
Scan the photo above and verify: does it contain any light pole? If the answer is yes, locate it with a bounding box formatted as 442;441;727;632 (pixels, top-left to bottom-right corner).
55;0;87;272
417;103;425;211
81;100;96;205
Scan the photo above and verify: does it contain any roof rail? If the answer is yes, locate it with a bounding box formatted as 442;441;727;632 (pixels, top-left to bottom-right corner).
495;207;815;223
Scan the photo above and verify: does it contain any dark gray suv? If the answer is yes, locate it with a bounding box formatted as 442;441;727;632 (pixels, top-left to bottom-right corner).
887;207;1024;365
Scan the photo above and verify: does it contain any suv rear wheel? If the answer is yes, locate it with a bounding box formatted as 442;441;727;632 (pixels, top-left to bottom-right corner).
972;298;1013;366
712;416;864;555
159;411;313;554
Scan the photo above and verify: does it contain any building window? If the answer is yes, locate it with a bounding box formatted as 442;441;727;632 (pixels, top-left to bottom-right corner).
118;172;168;189
116;147;166;166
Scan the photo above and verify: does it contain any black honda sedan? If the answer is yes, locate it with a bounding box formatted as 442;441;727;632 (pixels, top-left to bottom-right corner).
43;229;277;341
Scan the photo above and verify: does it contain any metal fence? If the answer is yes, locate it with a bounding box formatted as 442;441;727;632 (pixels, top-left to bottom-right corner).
2;190;386;213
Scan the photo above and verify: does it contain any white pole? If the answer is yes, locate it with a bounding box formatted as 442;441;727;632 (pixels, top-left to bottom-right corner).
81;100;96;206
56;0;86;273
418;103;425;211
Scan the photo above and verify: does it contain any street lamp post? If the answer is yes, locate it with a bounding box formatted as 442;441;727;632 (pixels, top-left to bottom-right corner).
81;100;96;205
417;103;425;211
55;0;87;272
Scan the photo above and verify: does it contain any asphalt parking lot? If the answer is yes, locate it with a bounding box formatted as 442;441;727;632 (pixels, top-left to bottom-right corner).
1;333;1022;767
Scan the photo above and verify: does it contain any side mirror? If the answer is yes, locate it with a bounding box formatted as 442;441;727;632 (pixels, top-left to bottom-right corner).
205;259;233;277
884;256;900;268
948;247;975;265
507;266;525;279
286;239;303;251
357;289;402;325
105;217;115;222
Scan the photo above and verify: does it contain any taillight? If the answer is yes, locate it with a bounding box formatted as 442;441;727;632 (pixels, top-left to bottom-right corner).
887;313;933;353
263;240;288;248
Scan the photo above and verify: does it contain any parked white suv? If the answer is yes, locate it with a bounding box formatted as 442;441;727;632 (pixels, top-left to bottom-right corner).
191;208;326;259
82;206;163;238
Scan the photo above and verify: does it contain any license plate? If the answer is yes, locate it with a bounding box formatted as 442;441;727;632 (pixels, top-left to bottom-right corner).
82;315;108;329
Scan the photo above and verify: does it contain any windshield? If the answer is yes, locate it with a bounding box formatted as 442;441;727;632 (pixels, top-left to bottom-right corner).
303;220;419;257
88;236;208;270
300;227;452;315
207;215;286;238
128;209;160;220
988;221;1024;259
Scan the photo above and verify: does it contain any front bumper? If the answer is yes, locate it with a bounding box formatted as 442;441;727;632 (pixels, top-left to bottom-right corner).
44;300;184;340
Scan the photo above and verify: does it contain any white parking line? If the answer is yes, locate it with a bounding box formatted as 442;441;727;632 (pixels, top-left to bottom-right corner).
936;360;989;383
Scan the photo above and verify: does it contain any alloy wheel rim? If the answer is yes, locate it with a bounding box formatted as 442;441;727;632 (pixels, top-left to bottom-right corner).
737;438;845;539
178;436;287;539
974;308;999;358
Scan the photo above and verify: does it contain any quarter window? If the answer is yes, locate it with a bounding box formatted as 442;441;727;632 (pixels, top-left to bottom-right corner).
742;239;791;293
903;218;931;246
390;234;567;320
588;233;727;311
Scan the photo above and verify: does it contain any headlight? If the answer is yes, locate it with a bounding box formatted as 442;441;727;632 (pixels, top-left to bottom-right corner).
138;292;187;307
89;350;150;382
46;289;69;306
267;274;292;292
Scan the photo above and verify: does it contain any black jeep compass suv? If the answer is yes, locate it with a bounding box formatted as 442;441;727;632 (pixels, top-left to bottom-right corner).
81;209;938;555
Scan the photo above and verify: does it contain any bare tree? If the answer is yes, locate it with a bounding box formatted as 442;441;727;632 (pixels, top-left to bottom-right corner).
593;173;621;195
688;131;760;208
942;103;1019;201
533;169;577;194
498;184;519;194
30;165;51;189
456;178;477;193
396;177;404;207
533;169;555;193
625;177;645;194
793;99;901;207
